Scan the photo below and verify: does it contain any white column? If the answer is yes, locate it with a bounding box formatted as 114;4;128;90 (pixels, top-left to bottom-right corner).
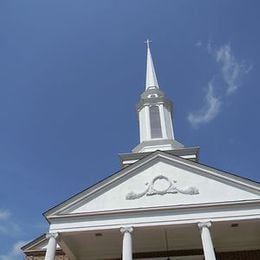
120;227;133;260
198;222;216;260
159;104;167;139
45;233;59;260
144;105;151;140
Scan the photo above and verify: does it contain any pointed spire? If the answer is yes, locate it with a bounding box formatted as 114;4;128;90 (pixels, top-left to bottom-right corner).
145;39;160;90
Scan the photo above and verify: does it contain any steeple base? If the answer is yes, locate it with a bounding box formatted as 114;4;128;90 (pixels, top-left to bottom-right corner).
132;139;184;153
119;146;200;168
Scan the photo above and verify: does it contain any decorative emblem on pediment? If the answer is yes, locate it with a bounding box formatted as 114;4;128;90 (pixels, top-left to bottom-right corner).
126;175;199;200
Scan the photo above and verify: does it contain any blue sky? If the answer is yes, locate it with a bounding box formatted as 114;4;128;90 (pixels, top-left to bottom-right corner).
0;0;260;258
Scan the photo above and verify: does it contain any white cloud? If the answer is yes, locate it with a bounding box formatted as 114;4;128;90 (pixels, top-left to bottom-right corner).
207;40;213;53
0;223;21;236
0;210;22;236
188;42;252;127
188;81;221;127
0;209;12;234
0;241;28;260
11;241;26;256
0;210;26;260
215;44;251;95
0;210;11;220
195;41;202;47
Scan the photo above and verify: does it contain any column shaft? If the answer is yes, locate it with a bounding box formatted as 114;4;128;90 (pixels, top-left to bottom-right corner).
44;233;58;260
159;104;167;139
120;227;133;260
199;222;216;260
145;106;151;139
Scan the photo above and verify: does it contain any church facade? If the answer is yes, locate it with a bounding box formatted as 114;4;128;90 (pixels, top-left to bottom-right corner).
22;42;260;260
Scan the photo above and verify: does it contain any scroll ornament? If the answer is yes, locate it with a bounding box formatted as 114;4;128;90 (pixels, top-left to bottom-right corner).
126;175;199;200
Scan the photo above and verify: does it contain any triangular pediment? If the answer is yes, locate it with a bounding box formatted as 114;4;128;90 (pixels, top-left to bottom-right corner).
45;151;260;218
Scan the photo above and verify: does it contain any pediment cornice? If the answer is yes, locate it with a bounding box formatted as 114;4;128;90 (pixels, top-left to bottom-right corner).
44;151;260;221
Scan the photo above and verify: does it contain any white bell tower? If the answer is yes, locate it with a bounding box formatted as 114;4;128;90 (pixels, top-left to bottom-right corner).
132;40;184;153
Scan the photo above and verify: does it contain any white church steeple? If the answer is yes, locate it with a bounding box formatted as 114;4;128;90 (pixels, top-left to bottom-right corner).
132;40;184;153
145;40;159;90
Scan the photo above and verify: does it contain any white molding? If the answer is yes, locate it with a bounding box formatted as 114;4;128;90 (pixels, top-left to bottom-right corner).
49;212;260;234
48;201;260;233
49;199;260;218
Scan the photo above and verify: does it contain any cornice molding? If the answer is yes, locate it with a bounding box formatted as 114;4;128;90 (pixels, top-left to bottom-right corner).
48;199;260;220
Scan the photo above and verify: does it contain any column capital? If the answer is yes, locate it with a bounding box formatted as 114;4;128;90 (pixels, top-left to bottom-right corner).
46;232;59;240
120;226;133;234
198;221;212;229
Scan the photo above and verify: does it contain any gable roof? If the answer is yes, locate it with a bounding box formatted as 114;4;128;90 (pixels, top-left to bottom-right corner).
21;234;46;252
44;150;260;221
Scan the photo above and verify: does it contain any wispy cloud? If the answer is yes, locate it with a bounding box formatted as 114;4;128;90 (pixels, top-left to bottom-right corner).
188;81;221;127
0;209;21;236
195;41;202;47
0;222;21;236
0;241;28;260
0;210;46;260
215;44;251;95
207;40;213;53
0;210;11;220
188;42;252;127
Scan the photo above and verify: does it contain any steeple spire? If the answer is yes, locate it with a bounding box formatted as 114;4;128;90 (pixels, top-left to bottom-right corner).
145;39;159;90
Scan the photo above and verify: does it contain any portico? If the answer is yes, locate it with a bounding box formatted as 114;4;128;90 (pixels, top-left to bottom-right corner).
43;218;260;260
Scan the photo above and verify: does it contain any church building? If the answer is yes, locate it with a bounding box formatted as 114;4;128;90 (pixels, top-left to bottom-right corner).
22;41;260;260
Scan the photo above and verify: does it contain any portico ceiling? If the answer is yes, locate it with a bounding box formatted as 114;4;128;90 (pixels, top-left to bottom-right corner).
59;220;260;259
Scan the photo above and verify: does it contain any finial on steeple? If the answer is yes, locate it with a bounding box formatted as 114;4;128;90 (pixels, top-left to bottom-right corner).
145;39;159;90
145;39;152;49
